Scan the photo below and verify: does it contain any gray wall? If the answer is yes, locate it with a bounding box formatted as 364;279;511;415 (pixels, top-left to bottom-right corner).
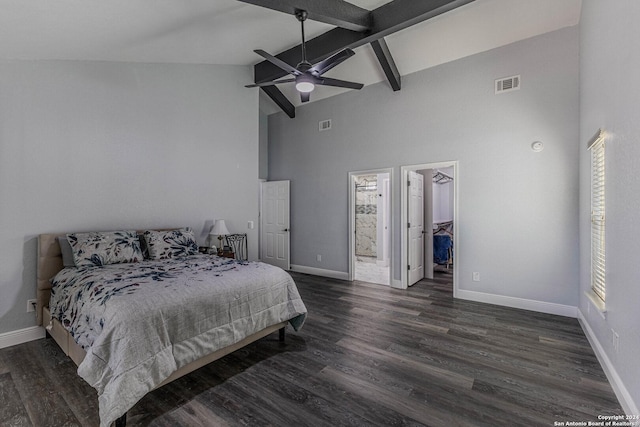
0;60;259;334
269;26;580;305
259;110;269;180
579;1;640;413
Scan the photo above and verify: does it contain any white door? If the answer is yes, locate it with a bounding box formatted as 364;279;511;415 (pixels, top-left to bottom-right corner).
408;171;424;286
260;180;290;270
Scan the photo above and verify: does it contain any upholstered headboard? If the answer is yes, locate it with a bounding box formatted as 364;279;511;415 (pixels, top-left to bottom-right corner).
36;233;66;326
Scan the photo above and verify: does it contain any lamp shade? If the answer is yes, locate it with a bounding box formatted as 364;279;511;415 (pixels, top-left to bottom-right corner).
295;74;315;93
211;219;230;236
295;81;315;93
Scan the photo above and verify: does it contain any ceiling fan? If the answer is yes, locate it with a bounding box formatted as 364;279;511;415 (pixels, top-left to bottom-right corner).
245;10;364;103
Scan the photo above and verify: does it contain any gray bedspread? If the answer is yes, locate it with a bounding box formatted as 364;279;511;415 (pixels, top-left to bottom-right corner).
49;255;307;427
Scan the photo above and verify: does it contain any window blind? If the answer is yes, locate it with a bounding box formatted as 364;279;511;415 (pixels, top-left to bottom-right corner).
589;130;606;302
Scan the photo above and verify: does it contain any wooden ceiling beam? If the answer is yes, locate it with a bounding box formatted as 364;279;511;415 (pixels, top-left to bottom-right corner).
236;0;371;32
261;86;296;118
371;38;401;91
370;0;472;39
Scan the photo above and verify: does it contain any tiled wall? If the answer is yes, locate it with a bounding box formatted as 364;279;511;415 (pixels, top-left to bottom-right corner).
355;175;378;257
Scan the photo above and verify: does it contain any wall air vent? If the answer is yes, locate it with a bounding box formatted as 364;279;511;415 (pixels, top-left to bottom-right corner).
495;75;521;94
319;119;332;132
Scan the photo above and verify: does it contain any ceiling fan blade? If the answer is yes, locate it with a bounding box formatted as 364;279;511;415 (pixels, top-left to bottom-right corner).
310;49;355;76
253;49;300;76
317;77;364;90
245;78;295;88
300;92;311;103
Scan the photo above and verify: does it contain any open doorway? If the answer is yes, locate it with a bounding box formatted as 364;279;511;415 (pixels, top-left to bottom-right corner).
349;169;392;286
401;162;458;294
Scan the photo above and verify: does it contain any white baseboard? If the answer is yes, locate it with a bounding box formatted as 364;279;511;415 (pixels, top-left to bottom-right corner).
578;310;639;416
289;265;349;281
0;326;46;349
289;264;402;287
456;289;578;318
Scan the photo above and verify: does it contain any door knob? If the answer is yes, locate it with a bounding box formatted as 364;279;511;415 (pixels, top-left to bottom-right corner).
283;228;290;232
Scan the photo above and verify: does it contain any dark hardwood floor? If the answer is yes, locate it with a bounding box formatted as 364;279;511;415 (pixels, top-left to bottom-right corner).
0;271;623;426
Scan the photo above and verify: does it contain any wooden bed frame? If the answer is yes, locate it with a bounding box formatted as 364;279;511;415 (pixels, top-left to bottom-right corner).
36;232;286;426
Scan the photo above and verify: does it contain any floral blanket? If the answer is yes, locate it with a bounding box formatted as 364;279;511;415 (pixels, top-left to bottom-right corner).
49;255;307;427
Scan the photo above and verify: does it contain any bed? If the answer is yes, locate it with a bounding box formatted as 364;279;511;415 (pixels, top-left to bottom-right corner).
35;228;307;427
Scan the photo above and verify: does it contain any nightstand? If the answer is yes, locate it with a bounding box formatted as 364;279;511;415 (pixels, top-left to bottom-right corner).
217;250;235;259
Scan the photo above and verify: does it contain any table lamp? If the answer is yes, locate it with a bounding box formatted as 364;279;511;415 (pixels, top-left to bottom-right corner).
210;219;230;253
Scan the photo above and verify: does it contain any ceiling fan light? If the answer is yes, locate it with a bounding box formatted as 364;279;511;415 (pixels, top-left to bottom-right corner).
295;81;315;93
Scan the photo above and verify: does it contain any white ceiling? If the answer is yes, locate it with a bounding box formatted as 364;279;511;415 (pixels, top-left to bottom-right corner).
0;0;582;113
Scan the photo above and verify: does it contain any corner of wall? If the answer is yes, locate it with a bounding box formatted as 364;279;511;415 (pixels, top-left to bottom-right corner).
577;309;639;416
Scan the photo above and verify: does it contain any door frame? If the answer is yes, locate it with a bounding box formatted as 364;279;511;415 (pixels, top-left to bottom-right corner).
400;161;459;294
348;168;394;283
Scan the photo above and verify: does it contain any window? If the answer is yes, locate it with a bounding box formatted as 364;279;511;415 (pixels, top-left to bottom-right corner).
589;129;606;302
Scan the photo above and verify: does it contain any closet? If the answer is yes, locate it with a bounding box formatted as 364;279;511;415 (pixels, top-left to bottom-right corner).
431;168;454;270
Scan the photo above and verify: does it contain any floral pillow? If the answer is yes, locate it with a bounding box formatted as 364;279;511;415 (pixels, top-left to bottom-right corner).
67;230;143;268
143;228;199;260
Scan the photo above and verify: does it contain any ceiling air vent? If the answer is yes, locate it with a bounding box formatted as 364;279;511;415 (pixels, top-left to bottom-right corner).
495;75;520;94
319;119;332;132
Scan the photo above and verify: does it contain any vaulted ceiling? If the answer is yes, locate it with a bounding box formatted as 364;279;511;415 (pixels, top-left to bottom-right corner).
0;0;581;116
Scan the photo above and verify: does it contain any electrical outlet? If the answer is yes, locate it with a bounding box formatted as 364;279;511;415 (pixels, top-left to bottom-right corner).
26;299;37;313
612;329;620;353
472;272;480;282
316;254;322;262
